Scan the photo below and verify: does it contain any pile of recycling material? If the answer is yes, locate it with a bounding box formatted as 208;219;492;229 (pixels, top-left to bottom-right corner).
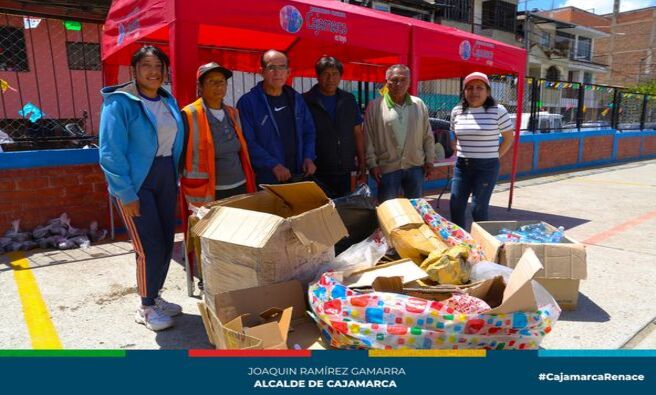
192;182;572;351
308;198;560;350
0;214;107;253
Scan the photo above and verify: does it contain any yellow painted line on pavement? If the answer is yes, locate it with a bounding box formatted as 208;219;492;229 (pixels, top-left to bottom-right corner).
369;349;486;358
7;252;62;349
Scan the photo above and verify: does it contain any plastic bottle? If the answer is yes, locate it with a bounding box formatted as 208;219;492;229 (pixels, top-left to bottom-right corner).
549;226;565;243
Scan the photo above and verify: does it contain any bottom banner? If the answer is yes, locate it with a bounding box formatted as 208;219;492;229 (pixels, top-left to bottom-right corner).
0;350;653;393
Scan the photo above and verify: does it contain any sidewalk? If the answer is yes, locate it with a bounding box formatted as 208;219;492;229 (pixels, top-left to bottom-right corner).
1;159;655;350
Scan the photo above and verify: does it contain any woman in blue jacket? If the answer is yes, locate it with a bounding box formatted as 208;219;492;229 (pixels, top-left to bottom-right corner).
99;46;184;332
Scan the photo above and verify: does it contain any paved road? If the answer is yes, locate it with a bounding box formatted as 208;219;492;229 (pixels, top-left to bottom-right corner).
1;159;655;350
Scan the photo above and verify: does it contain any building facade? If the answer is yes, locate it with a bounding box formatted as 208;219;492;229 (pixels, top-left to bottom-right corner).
540;5;656;87
518;11;609;83
342;0;522;47
0;1;109;145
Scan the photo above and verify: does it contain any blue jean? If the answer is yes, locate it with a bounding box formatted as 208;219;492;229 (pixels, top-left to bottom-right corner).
449;157;500;229
378;166;424;202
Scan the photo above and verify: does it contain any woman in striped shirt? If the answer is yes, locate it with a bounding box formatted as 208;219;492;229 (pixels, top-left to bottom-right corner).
449;72;514;229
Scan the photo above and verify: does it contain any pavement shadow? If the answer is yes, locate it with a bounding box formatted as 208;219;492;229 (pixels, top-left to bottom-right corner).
429;199;590;232
155;312;213;350
557;293;610;323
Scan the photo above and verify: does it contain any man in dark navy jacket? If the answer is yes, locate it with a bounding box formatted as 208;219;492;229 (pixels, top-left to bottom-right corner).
237;50;316;185
303;56;365;197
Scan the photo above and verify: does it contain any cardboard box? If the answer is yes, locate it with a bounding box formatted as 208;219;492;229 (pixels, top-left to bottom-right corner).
373;248;545;314
199;280;323;350
193;182;348;295
471;221;587;310
376;199;447;264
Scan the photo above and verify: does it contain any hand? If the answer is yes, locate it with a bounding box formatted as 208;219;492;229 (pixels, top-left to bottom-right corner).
424;162;436;180
356;166;368;185
370;167;382;183
303;159;317;176
272;164;292;182
122;200;140;217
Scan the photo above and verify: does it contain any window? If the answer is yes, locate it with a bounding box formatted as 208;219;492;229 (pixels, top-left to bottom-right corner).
583;72;593;84
539;31;551;47
546;66;561;81
554;31;575;59
576;36;592;61
0;26;29;72
389;6;431;21
66;42;101;71
481;1;517;33
443;0;471;24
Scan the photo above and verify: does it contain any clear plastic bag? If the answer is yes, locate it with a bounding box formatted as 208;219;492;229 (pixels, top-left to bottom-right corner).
5;219;31;242
56;237;77;250
317;229;389;277
87;221;107;242
69;235;91;248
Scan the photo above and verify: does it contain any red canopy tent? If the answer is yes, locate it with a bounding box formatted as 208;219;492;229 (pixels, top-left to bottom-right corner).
101;0;526;206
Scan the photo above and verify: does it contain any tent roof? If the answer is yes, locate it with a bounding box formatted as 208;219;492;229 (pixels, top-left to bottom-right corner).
102;0;526;81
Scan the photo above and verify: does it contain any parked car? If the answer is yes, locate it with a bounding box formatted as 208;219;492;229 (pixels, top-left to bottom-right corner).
509;112;564;133
561;121;611;132
429;117;454;159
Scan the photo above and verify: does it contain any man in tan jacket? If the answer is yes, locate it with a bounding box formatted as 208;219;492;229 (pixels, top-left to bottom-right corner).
365;64;436;202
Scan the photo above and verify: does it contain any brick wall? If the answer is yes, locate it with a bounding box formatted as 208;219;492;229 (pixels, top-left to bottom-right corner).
644;136;656;155
426;166;451;182
538;139;579;169
0;164;110;232
582;135;614;162
617;137;642;159
500;142;534;176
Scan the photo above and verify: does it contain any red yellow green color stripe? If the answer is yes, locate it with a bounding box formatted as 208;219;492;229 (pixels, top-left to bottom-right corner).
0;350;126;357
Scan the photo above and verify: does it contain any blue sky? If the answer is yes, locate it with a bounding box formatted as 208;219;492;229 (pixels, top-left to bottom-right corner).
518;0;656;14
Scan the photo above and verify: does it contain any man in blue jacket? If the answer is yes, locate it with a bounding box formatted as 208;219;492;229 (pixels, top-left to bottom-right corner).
237;50;316;185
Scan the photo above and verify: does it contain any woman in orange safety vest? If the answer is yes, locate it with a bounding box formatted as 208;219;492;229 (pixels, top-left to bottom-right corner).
181;62;256;206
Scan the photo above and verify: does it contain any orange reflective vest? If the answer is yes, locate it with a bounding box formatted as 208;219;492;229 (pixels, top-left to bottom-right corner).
180;98;256;206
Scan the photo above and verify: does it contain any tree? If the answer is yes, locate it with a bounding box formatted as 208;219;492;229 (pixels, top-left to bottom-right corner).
630;79;656;95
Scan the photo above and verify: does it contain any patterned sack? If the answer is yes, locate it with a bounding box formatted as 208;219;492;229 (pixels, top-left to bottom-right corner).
410;199;485;264
309;272;557;350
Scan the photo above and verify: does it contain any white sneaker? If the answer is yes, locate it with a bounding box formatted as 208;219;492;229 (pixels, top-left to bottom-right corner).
135;305;174;331
155;296;182;317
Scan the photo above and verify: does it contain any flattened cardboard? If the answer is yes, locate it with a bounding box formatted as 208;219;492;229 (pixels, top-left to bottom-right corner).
368;249;543;314
289;204;349;249
487;248;542;314
342;259;429;288
197;208;283;248
376;199;424;239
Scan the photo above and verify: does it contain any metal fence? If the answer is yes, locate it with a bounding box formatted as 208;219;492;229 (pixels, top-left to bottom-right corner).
418;76;656;133
2;11;656;153
0;13;102;151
